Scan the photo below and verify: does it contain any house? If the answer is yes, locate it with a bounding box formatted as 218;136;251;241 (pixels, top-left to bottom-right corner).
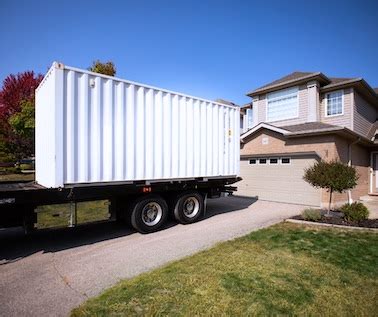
239;71;378;207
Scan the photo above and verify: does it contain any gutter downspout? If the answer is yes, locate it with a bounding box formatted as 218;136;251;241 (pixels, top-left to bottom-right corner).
348;137;361;204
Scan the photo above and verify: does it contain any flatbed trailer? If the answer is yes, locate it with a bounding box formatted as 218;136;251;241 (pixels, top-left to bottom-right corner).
0;177;240;233
0;62;241;234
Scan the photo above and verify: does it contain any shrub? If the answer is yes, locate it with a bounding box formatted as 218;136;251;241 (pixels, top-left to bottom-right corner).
304;160;358;213
340;202;369;222
19;163;33;170
302;208;322;221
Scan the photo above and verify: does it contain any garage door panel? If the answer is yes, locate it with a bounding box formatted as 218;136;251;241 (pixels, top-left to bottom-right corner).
238;156;321;206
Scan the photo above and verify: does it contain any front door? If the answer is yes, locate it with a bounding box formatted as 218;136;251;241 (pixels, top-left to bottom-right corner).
372;153;378;193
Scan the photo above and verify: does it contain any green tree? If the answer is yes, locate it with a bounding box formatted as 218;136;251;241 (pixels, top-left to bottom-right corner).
6;100;35;160
89;60;116;76
9;99;35;138
303;160;358;214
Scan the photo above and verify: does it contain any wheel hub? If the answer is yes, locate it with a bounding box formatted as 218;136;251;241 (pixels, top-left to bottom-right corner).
183;197;200;218
142;202;162;226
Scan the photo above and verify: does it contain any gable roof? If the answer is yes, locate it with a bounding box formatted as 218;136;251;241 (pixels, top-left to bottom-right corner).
247;71;378;105
247;72;330;96
281;122;340;133
240;122;374;145
254;72;315;90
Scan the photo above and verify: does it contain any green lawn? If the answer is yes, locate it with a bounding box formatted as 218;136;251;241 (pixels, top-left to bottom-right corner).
71;223;378;316
0;172;35;182
37;200;110;229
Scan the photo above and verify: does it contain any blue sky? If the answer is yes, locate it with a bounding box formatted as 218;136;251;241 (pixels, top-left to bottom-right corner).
0;0;377;105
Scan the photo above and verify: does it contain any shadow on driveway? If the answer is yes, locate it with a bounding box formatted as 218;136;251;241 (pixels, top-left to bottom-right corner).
0;195;257;263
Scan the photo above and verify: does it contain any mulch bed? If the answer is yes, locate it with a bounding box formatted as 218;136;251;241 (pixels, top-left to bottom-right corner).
291;215;378;228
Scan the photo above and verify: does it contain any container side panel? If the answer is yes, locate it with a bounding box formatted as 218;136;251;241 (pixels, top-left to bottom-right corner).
65;70;76;183
218;106;225;176
224;108;230;175
200;101;207;176
179;96;187;177
89;76;103;182
206;102;213;176
101;80;110;181
114;82;125;180
78;73;89;183
171;95;179;178
186;98;194;177
136;86;145;179
36;67;56;187
145;89;154;179
162;93;172;178
234;109;240;176
229;108;235;175
154;90;163;179
125;84;135;180
193;100;201;176
57;66;240;186
212;104;219;175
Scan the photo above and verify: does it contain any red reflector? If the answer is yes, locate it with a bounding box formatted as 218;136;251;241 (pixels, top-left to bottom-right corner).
142;187;152;193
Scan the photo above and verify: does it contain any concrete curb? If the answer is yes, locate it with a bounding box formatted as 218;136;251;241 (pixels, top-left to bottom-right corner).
285;218;378;231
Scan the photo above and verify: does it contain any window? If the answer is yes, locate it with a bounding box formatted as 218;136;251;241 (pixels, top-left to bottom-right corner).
281;157;291;164
266;87;298;122
259;158;267;164
326;91;343;116
249;158;257;165
269;158;278;164
246;108;253;129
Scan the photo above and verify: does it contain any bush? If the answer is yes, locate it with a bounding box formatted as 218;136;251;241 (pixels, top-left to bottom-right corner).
304;160;358;213
19;163;33;170
302;208;322;221
340;202;369;222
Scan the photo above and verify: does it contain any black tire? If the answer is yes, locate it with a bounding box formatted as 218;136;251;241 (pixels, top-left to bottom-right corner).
173;191;204;224
129;195;168;233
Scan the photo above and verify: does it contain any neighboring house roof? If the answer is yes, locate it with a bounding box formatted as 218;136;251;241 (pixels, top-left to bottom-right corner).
374;88;378;94
215;98;237;106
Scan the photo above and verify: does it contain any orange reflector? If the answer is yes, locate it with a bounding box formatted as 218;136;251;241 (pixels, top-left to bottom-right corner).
142;187;152;193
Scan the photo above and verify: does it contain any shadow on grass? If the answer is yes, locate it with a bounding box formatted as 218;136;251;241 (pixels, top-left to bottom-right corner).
0;196;257;263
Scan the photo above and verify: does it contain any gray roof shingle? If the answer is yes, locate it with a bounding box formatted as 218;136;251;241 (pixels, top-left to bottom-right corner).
281;122;341;133
254;72;316;91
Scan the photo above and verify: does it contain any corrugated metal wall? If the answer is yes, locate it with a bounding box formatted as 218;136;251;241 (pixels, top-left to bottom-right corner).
36;63;240;187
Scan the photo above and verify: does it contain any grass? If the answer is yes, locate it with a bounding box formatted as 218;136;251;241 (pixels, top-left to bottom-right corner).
37;200;110;229
71;223;378;316
0;172;35;182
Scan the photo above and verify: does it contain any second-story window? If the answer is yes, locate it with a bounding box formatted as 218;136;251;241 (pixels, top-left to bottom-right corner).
266;87;299;122
326;90;343;116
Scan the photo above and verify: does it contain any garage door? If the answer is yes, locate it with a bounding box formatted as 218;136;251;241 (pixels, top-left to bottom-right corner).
237;155;321;206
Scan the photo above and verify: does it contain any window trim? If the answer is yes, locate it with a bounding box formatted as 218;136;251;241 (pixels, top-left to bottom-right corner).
258;158;267;165
325;90;344;118
280;157;291;165
266;86;299;123
269;157;279;165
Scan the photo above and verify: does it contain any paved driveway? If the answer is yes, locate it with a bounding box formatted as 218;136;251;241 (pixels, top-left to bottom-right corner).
0;196;304;317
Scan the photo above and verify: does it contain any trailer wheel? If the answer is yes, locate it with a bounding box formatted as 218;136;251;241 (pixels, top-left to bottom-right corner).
173;191;204;224
129;195;168;233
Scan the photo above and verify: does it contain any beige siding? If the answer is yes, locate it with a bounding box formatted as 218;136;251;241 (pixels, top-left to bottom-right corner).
240;130;370;207
241;130;339;161
353;92;376;137
320;88;352;128
255;85;309;127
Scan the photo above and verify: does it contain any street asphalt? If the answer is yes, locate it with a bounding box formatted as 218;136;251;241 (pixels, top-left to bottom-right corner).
0;196;304;317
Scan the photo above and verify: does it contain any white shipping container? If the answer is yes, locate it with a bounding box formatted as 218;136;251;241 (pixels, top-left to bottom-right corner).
35;62;240;188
